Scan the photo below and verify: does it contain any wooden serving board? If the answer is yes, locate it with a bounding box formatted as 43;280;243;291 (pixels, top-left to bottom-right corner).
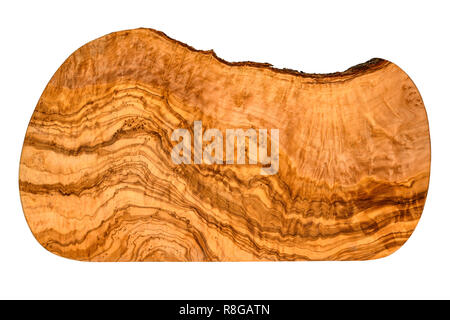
19;28;430;261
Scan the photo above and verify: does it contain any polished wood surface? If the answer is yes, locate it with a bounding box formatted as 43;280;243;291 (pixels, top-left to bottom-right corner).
19;28;430;261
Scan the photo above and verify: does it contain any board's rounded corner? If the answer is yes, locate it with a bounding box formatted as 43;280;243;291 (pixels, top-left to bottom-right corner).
18;196;85;263
366;244;404;261
31;231;84;262
367;222;424;262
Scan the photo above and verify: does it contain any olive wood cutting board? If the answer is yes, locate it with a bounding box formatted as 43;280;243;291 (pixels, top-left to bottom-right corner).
19;28;430;261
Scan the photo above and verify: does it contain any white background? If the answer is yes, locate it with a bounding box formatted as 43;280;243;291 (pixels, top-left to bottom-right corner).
0;0;448;299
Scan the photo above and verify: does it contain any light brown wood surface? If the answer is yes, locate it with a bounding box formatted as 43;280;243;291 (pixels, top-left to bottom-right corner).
19;28;430;261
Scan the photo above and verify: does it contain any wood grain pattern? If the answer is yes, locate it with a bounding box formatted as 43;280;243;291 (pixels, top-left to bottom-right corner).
19;28;430;261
